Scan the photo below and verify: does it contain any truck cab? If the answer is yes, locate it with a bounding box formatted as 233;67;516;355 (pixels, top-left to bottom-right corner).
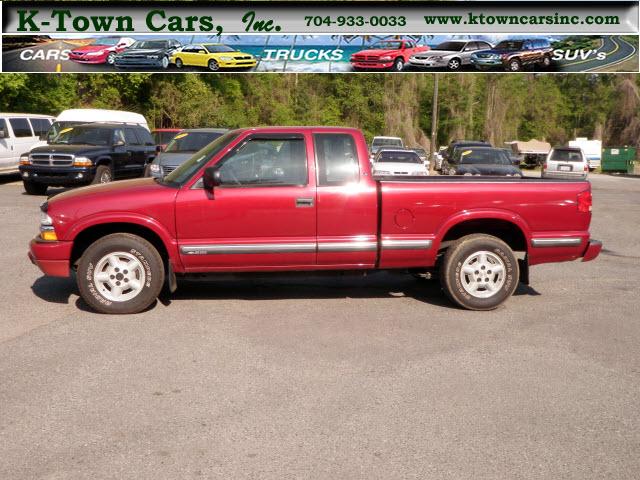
28;127;601;314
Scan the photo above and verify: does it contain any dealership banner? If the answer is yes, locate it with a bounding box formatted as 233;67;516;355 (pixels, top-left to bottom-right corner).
1;1;639;73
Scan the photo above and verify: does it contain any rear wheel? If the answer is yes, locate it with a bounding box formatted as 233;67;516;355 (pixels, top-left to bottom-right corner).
23;181;47;195
440;234;519;311
541;55;552;68
92;165;112;184
77;233;165;314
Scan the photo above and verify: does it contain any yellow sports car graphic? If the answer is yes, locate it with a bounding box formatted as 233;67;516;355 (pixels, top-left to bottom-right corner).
170;44;257;71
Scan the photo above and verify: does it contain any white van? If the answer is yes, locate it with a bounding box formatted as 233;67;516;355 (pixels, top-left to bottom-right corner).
0;113;54;174
46;109;150;143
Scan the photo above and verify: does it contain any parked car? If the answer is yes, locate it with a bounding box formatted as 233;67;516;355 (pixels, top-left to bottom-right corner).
470;38;553;72
370;136;404;157
114;39;181;69
0;113;54;175
171;44;256;71
28;127;601;314
147;128;228;178
409;40;493;71
442;146;523;176
542;147;589;179
499;148;522;166
372;148;429;177
433;146;447;171
442;140;492;170
47;109;150;143
69;37;135;65
152;128;182;150
410;147;430;168
19;123;156;195
350;39;429;71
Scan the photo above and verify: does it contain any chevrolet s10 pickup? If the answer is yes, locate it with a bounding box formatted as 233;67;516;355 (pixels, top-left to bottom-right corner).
28;127;602;314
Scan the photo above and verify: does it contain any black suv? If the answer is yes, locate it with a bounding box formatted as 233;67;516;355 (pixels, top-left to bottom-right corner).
114;39;181;69
19;123;156;195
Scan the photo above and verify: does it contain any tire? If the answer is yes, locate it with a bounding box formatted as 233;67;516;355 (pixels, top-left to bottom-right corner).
106;52;116;65
440;234;519;311
175;57;183;69
391;58;405;72
208;59;220;71
77;233;165;314
92;165;112;184
507;59;522;72
447;58;461;71
541;55;552;68
23;181;47;195
161;56;169;69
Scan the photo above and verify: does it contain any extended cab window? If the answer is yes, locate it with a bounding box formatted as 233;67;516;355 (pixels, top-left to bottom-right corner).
216;137;307;186
0;119;7;137
9;118;33;137
314;133;359;186
30;118;51;138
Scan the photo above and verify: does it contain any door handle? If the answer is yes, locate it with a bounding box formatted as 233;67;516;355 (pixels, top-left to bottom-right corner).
296;197;314;207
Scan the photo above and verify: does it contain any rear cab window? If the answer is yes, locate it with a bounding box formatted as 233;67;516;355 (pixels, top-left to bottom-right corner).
314;133;359;186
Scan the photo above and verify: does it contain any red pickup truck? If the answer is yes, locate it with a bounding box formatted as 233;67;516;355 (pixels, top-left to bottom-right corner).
29;127;601;314
350;39;429;71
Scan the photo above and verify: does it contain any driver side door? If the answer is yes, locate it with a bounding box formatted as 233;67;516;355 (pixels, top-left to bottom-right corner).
175;133;317;271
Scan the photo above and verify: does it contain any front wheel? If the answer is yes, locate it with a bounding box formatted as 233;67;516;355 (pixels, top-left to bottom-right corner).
23;181;47;195
208;59;220;71
440;234;519;311
447;58;461;70
391;58;404;72
77;233;165;314
106;52;116;65
161;56;169;69
507;59;522;72
175;57;183;69
92;165;112;184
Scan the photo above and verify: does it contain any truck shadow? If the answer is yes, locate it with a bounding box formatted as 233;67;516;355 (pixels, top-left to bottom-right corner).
31;272;541;312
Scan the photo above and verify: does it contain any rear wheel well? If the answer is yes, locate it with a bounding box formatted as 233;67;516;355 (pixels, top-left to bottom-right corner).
70;223;169;270
440;219;527;253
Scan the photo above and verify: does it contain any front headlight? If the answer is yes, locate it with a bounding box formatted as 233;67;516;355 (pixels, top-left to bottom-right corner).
73;156;93;167
219;56;234;61
40;210;57;241
86;51;103;56
149;164;161;174
380;56;393;61
20;154;31;165
40;210;53;226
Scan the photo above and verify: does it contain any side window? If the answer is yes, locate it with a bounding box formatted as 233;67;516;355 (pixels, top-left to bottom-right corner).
467;42;478;51
113;129;126;145
135;128;155;146
0;119;7;138
480;42;492;50
216;137;307;187
124;128;141;145
9;118;33;137
29;118;51;138
314;133;359;186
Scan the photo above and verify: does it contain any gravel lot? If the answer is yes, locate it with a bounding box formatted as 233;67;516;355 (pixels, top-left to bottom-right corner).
0;173;639;479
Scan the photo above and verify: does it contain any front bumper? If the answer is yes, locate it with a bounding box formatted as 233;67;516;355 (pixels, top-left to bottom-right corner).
115;57;165;68
29;236;73;277
350;60;394;69
217;59;257;68
409;58;445;68
69;53;107;64
19;165;95;186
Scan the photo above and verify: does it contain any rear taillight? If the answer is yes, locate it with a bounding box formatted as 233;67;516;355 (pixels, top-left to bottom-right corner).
542;162;547;170
577;190;592;213
584;164;589;172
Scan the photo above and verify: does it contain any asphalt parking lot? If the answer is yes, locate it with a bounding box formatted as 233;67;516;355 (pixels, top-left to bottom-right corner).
0;173;639;479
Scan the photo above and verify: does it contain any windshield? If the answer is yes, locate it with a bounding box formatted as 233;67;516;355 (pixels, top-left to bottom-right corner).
494;40;524;51
131;41;168;50
205;45;236;53
433;41;465;52
162;131;240;186
550;149;584;162
372;138;403;147
369;41;403;50
51;126;113;146
91;37;119;46
153;130;179;145
458;149;510;165
377;151;422;164
165;131;225;152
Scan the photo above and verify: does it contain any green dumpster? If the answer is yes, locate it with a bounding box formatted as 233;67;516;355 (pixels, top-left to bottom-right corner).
602;147;636;172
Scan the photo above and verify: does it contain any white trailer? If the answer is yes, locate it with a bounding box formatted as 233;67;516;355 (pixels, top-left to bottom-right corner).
569;137;602;170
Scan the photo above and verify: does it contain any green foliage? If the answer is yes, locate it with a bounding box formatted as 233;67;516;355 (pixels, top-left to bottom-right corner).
0;72;633;147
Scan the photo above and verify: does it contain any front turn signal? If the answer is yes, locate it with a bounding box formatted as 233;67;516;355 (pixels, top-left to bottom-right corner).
41;230;58;241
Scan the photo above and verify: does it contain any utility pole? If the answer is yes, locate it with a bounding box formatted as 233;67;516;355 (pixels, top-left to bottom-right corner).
429;73;439;174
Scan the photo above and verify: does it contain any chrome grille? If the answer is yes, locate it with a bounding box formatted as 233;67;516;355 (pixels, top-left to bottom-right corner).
30;154;74;166
162;165;177;174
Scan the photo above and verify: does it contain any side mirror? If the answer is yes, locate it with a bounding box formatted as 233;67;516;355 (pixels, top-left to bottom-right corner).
0;130;6;139
202;167;221;190
155;145;163;153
